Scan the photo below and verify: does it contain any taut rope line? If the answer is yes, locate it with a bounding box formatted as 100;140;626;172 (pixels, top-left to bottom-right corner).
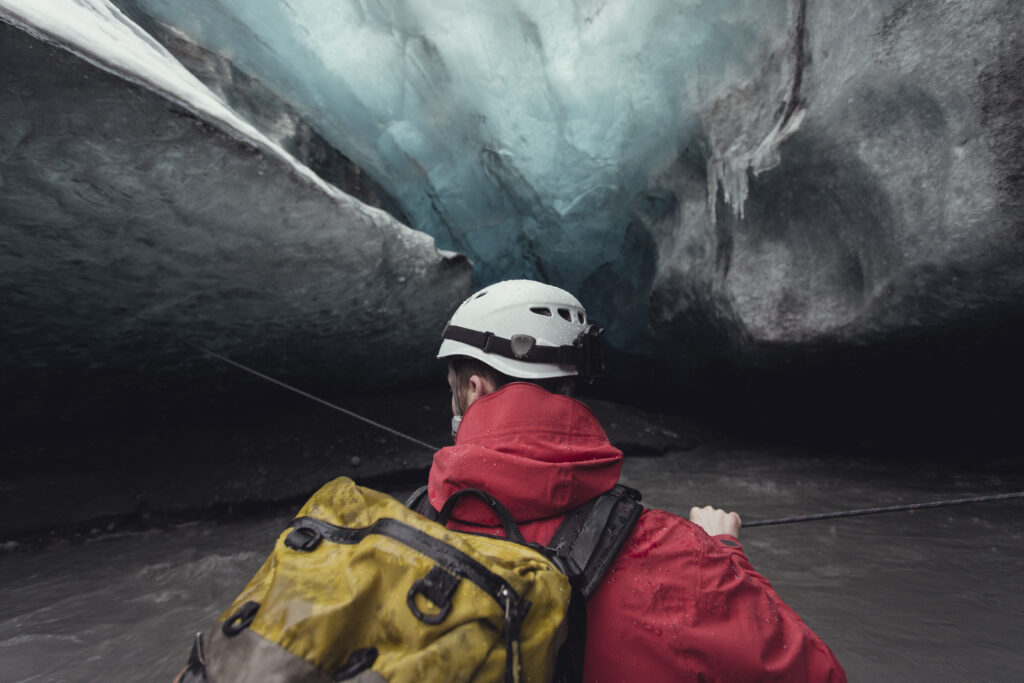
126;309;1022;526
745;491;1024;527
124;310;441;453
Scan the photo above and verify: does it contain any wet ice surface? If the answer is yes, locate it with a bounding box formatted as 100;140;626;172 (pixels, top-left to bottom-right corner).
1;446;1022;682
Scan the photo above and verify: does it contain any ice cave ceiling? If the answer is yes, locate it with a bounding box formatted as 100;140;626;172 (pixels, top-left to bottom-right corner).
2;0;1023;427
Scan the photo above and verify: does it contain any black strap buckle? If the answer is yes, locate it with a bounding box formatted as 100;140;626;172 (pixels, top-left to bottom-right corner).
285;525;323;552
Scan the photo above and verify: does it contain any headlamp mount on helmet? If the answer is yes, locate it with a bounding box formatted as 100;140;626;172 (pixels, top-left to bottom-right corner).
574;324;604;382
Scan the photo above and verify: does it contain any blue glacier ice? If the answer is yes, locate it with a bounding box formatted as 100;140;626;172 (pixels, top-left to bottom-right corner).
109;0;799;346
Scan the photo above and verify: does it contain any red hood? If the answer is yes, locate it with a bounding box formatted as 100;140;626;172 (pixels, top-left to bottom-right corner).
428;382;623;525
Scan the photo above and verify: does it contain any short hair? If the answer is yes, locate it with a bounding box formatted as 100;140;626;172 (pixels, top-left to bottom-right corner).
449;356;575;396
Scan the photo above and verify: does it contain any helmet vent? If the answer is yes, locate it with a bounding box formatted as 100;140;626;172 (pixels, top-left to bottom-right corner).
474;291;488;299
557;308;572;321
577;312;585;323
530;307;552;316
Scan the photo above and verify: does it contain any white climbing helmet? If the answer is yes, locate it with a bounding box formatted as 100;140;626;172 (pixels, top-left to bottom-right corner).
437;279;603;380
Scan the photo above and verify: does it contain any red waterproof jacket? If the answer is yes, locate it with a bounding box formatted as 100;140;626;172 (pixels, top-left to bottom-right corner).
428;383;846;682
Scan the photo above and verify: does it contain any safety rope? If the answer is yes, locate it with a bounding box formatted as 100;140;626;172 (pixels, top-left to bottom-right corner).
125;311;1023;525
124;310;441;453
745;491;1024;527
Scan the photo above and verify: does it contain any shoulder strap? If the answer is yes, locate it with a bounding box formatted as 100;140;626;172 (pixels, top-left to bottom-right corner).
405;484;439;521
549;484;643;683
547;484;643;599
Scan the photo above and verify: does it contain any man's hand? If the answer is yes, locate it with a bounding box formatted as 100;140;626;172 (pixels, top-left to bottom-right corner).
689;505;742;539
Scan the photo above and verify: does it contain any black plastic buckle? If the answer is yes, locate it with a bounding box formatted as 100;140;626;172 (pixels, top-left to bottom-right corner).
285;525;323;552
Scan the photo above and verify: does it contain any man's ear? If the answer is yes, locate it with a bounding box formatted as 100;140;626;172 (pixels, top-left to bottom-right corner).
467;374;495;405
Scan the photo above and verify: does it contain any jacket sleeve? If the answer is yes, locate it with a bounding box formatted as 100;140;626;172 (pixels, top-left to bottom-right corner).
710;533;776;592
707;531;846;681
583;509;846;682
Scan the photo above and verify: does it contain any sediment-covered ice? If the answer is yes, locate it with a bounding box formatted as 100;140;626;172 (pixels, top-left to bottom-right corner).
0;2;470;421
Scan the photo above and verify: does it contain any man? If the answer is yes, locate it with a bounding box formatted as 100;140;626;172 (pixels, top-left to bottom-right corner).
426;279;846;682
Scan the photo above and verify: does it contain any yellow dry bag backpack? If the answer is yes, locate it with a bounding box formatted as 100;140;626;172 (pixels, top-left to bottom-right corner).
178;477;641;683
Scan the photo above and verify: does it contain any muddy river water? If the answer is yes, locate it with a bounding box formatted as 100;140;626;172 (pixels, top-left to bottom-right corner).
2;444;1021;681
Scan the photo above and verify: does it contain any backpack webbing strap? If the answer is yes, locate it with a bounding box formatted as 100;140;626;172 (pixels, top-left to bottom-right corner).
548;484;643;683
546;484;643;599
